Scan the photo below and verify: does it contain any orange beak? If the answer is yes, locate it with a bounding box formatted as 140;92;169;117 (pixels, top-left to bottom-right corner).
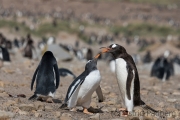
100;47;111;53
94;53;101;59
94;47;111;59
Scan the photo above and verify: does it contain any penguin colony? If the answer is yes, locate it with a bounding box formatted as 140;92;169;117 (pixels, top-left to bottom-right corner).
27;43;159;116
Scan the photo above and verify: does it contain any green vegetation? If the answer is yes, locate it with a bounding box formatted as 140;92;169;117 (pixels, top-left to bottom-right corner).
130;0;180;7
0;19;180;42
110;23;180;37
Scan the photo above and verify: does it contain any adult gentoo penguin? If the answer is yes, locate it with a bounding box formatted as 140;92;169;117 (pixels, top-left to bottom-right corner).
60;58;103;114
97;44;157;115
29;51;60;102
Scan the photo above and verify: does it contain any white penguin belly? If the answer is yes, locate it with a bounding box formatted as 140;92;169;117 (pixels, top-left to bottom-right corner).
115;58;134;111
77;70;101;108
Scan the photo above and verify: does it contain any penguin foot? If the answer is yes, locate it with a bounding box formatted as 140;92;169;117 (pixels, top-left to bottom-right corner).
70;108;77;112
119;108;128;116
83;108;93;115
46;98;54;103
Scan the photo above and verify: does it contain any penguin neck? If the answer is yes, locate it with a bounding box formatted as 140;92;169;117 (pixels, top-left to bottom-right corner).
111;52;127;60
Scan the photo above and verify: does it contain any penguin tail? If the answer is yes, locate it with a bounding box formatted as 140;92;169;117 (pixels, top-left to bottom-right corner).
28;94;38;100
140;100;158;113
60;103;68;109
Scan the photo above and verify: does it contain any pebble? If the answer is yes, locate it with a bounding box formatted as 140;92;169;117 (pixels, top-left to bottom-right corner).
172;91;180;96
34;112;42;117
0;81;4;87
5;100;16;107
89;113;100;120
0;87;5;93
18;110;28;115
159;102;165;107
19;104;36;111
34;101;45;111
54;111;61;118
60;113;72;120
45;106;53;111
167;99;177;103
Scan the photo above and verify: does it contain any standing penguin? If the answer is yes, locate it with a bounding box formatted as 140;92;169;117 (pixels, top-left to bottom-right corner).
60;58;103;114
29;51;60;102
97;44;157;115
0;46;11;61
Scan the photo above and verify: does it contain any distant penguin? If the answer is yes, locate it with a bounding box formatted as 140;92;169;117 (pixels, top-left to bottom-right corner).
143;51;152;63
0;46;11;61
98;44;157;115
29;51;60;102
151;50;174;81
60;58;103;114
86;48;93;61
59;68;76;79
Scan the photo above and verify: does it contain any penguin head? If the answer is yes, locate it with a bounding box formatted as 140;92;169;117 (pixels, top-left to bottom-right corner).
85;58;97;72
100;44;126;59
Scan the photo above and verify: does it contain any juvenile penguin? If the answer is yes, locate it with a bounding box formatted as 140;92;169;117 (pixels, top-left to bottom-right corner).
97;44;157;115
60;58;103;114
29;51;60;102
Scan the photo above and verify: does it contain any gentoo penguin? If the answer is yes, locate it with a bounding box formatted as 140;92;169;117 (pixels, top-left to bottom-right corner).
151;50;174;81
97;44;157;115
59;68;76;79
143;51;152;63
60;58;103;114
0;46;11;61
29;51;60;102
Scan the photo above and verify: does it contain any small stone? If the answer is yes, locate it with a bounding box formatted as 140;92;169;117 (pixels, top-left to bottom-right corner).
15;98;21;104
89;113;100;120
158;102;165;108
102;89;110;95
61;113;72;117
34;112;42;117
45;106;53;111
167;99;176;103
162;92;168;96
19;104;36;111
34;101;45;111
0;81;4;87
54;111;61;118
175;103;180;110
0;87;5;93
172;91;180;96
60;113;72;120
0;110;15;119
155;91;160;95
18;110;28;115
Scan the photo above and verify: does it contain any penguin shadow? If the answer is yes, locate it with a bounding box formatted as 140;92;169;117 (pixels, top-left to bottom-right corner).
33;98;62;103
77;106;104;114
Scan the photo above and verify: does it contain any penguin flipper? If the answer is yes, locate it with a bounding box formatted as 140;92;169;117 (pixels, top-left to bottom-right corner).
54;64;60;89
28;94;38;100
96;85;103;102
31;66;39;91
64;74;86;103
59;68;76;78
126;65;133;100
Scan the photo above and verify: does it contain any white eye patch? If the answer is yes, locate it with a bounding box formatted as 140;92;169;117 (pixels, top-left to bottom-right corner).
87;60;91;63
112;44;117;48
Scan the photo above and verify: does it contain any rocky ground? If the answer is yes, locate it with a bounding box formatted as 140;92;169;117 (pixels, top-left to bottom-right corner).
0;43;180;120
